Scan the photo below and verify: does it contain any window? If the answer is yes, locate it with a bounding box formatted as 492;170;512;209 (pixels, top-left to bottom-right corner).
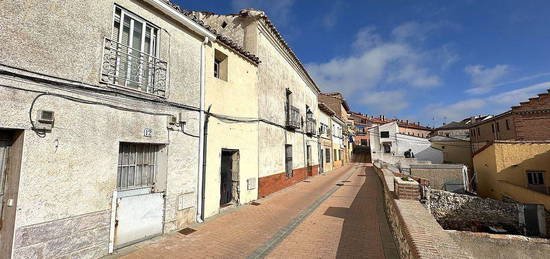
445;133;450;137
496;122;500;132
380;131;390;138
477;127;480;136
383;142;391;153
506;119;510;130
285;145;293;178
339;150;342;161
527;171;544;185
334;149;338;161
491;124;495;133
214;50;228;80
325;148;331;162
103;6;166;96
360;139;369;145
117;143;161;191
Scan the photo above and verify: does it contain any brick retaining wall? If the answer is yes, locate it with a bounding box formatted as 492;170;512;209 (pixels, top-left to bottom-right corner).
373;163;473;258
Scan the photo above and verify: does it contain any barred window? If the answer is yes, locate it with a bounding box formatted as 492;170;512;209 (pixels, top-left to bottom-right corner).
117;143;160;191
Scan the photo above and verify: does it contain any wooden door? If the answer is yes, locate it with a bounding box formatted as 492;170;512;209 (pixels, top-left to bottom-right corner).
0;131;24;258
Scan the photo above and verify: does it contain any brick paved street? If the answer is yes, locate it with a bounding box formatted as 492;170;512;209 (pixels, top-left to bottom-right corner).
117;164;397;259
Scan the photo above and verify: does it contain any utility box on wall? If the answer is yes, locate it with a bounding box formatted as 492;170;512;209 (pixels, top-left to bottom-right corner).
247;178;256;190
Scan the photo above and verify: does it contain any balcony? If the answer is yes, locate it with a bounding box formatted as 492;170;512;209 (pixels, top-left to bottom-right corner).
101;38;168;97
286;105;300;129
306;118;317;135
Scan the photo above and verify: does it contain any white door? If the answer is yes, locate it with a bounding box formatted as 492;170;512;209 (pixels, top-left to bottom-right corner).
114;190;164;248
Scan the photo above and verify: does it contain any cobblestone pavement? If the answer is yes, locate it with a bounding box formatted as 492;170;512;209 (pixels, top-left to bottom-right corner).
117;164;397;259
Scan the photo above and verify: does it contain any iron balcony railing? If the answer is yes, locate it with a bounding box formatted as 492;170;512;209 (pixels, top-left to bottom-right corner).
101;38;168;97
286;105;300;129
306;118;317;135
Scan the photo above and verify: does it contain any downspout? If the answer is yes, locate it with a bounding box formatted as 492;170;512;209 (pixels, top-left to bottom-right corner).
197;36;209;223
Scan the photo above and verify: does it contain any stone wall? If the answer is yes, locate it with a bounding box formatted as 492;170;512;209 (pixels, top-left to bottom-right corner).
410;164;464;191
428;190;521;234
448;230;550;259
373;163;472;259
13;210;110;258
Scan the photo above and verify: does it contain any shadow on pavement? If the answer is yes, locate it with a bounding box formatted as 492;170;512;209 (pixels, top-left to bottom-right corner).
324;166;399;259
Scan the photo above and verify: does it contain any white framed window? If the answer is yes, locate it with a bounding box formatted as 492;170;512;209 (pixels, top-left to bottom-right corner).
101;6;167;96
117;143;161;191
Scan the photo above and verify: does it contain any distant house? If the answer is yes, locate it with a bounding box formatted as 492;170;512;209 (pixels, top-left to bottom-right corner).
397;120;432;138
473;141;550;210
432;116;487;140
470;89;550;153
369;121;443;165
430;135;472;169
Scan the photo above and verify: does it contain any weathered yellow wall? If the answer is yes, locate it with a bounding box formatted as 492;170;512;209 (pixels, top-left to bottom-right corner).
473;144;498;198
203;41;259;218
474;142;550;209
431;141;472;168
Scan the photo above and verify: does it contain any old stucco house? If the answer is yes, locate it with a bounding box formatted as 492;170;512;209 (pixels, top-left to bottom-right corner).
194;9;321;198
0;0;259;257
202;36;260;218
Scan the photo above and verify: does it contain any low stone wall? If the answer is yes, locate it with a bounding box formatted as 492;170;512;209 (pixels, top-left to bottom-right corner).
13;210;110;258
429;190;521;234
448;230;550;259
373;163;472;259
410;164;464;191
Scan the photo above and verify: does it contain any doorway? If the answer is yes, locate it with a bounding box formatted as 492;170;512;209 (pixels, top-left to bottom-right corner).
306;145;312;175
0;130;24;258
220;149;239;206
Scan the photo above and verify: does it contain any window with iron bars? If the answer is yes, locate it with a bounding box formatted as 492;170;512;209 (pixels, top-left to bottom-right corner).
117;143;161;191
101;6;167;96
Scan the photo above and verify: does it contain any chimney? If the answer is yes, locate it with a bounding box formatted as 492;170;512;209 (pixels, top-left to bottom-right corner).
382;115;385;120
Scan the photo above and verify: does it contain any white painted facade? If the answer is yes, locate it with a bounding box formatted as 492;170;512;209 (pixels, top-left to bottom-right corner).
369;122;443;166
0;0;216;257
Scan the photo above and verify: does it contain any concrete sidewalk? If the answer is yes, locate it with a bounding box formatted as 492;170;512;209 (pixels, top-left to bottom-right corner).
115;164;395;258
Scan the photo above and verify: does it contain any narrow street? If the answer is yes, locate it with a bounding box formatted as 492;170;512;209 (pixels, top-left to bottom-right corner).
117;164;398;259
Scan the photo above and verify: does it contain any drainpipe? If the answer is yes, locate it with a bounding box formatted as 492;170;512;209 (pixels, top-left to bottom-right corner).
196;36;209;223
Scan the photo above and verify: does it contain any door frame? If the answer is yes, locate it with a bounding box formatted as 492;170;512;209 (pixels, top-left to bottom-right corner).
220;149;239;206
0;130;24;259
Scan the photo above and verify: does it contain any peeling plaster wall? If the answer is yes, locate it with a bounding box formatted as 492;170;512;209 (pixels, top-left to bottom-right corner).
255;26;320;177
0;0;204;257
203;41;259;218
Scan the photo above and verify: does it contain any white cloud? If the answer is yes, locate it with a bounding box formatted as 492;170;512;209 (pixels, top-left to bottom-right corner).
488;81;550;105
231;0;295;25
427;81;550;123
465;64;510;94
362;90;409;113
428;99;486;122
307;24;447;99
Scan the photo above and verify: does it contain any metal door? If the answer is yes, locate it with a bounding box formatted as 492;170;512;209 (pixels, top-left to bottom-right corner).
524;204;540;236
114;190;164;248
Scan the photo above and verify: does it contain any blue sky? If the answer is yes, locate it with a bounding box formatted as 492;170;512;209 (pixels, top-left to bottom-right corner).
178;0;550;127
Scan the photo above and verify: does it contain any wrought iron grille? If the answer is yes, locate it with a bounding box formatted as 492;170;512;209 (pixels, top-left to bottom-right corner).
306;118;317;135
286;105;301;129
117;143;160;191
101;38;167;97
